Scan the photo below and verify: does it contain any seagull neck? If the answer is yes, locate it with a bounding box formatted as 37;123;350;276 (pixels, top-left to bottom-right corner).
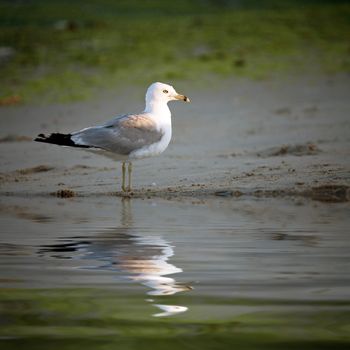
144;100;170;116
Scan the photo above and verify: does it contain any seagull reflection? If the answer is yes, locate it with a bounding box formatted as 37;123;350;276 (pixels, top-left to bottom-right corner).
38;199;191;317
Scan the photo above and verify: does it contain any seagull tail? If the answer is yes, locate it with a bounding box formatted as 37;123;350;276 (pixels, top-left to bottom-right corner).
34;133;90;148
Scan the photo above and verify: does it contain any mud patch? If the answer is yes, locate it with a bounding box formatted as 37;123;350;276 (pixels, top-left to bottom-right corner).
0;165;54;184
0;134;32;143
71;165;95;170
257;143;321;157
16;165;54;175
274;107;292;115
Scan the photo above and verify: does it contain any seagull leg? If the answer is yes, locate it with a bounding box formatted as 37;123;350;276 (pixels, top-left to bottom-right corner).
122;162;126;192
127;162;133;192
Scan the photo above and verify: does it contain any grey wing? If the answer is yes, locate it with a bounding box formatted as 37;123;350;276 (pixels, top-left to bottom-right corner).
71;114;163;155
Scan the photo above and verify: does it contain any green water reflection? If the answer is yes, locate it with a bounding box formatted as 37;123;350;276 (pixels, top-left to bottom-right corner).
1;289;349;350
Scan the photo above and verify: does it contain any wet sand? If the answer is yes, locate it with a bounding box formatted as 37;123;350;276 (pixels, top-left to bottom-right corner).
0;74;349;201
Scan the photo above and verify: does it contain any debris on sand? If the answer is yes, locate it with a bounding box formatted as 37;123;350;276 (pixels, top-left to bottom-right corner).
54;189;76;198
0;134;32;143
302;185;350;203
16;165;54;175
257;143;321;157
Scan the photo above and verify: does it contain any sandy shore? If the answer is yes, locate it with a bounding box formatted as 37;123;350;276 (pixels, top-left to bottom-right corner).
0;74;349;202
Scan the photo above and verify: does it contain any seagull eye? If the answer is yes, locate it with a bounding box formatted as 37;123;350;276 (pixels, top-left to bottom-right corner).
163;89;168;94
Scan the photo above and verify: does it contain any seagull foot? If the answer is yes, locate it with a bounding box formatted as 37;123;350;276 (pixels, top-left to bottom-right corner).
121;191;133;198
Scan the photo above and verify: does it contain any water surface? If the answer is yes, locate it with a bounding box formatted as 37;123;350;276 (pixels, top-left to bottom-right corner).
0;196;349;349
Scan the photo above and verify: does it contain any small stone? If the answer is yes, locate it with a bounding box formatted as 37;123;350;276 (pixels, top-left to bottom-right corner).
55;189;75;198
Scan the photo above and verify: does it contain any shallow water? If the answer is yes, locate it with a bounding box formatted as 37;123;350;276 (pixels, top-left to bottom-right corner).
0;196;349;349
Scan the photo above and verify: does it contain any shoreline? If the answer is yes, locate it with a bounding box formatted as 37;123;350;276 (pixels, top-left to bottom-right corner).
1;74;349;204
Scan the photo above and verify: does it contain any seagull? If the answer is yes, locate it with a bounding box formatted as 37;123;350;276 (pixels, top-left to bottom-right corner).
35;82;190;192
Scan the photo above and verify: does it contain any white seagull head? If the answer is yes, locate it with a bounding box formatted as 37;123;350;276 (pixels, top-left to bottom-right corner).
145;82;190;106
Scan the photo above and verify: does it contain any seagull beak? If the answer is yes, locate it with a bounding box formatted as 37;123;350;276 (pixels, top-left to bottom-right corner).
174;94;190;102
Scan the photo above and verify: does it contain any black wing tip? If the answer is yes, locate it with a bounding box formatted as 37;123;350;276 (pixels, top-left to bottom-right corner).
34;132;73;146
34;133;47;142
34;132;90;148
